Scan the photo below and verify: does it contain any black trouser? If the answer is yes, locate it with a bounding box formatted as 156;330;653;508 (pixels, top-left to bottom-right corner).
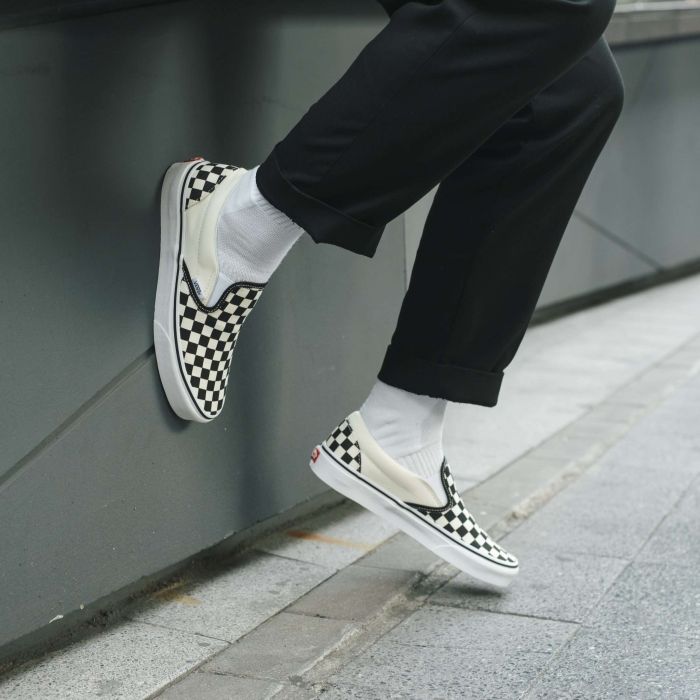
257;0;624;406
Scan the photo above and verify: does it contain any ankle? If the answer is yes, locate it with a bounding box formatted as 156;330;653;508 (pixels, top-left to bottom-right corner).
214;165;304;290
360;380;447;477
396;442;445;479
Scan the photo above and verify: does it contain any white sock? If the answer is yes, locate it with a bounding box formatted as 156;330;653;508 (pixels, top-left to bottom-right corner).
213;165;304;297
360;380;447;483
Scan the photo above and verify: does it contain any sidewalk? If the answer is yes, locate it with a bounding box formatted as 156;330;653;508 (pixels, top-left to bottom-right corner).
277;345;700;699
2;274;700;699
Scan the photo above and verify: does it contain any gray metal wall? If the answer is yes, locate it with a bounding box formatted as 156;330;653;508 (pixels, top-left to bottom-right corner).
405;37;700;302
1;0;699;655
0;0;404;654
541;37;700;303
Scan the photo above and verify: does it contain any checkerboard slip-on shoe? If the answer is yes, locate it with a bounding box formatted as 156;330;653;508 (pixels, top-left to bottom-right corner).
310;412;519;588
154;158;265;422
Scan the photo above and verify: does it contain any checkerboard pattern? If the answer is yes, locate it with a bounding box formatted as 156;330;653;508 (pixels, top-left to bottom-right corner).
322;417;516;569
324;419;362;472
410;462;517;566
177;263;264;419
185;161;238;209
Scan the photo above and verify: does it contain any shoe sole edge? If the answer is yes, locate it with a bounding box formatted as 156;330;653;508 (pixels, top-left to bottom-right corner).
310;445;518;589
154;160;210;423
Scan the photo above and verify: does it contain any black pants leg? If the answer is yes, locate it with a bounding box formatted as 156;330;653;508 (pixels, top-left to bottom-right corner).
256;0;624;405
378;39;624;404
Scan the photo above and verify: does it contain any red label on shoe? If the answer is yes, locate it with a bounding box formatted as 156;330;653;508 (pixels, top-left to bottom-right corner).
185;156;205;162
310;447;320;463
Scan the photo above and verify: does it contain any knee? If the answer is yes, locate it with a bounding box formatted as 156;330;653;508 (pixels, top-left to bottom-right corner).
558;0;617;52
603;62;625;124
589;52;625;127
584;0;617;34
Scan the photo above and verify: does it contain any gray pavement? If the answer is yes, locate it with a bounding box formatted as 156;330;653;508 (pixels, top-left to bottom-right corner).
275;367;700;700
277;356;699;700
2;275;700;699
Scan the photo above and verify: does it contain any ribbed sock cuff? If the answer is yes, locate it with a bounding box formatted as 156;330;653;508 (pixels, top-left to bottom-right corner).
397;443;445;478
250;165;306;233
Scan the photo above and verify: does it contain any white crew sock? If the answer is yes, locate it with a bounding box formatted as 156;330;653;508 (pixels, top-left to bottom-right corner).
212;165;304;298
360;380;447;484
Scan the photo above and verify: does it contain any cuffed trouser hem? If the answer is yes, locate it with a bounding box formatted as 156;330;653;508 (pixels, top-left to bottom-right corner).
378;345;503;407
256;148;385;258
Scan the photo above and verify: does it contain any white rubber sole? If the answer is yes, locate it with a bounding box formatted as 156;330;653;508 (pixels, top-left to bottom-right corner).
310;445;519;589
153;159;210;423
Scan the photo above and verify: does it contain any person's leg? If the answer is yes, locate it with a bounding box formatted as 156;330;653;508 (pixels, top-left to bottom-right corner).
311;39;622;587
156;0;620;583
256;0;616;257
377;38;625;406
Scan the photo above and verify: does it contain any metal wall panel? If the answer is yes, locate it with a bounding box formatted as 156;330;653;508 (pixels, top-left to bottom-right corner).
571;41;700;271
0;0;405;652
405;40;700;302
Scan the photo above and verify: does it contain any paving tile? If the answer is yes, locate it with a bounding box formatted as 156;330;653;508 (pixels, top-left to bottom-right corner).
597;428;700;476
544;415;628;442
664;346;700;368
532;429;611;461
159;672;282;700
255;501;397;570
273;685;322;700
469;454;571;511
526;626;700;699
130;551;333;642
203;612;354;681
443;282;700;488
287;564;416;622
606;411;700;464
613;370;690;406
629;390;700;448
578;401;641;428
0;620;226;700
586;562;700;639
445;394;583;486
504;445;695;558
317;683;402;699
430;545;628;623
324;607;575;699
588;379;700;477
639;416;700;451
458;493;512;529
355;532;441;573
385;604;575;650
638;478;700;566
